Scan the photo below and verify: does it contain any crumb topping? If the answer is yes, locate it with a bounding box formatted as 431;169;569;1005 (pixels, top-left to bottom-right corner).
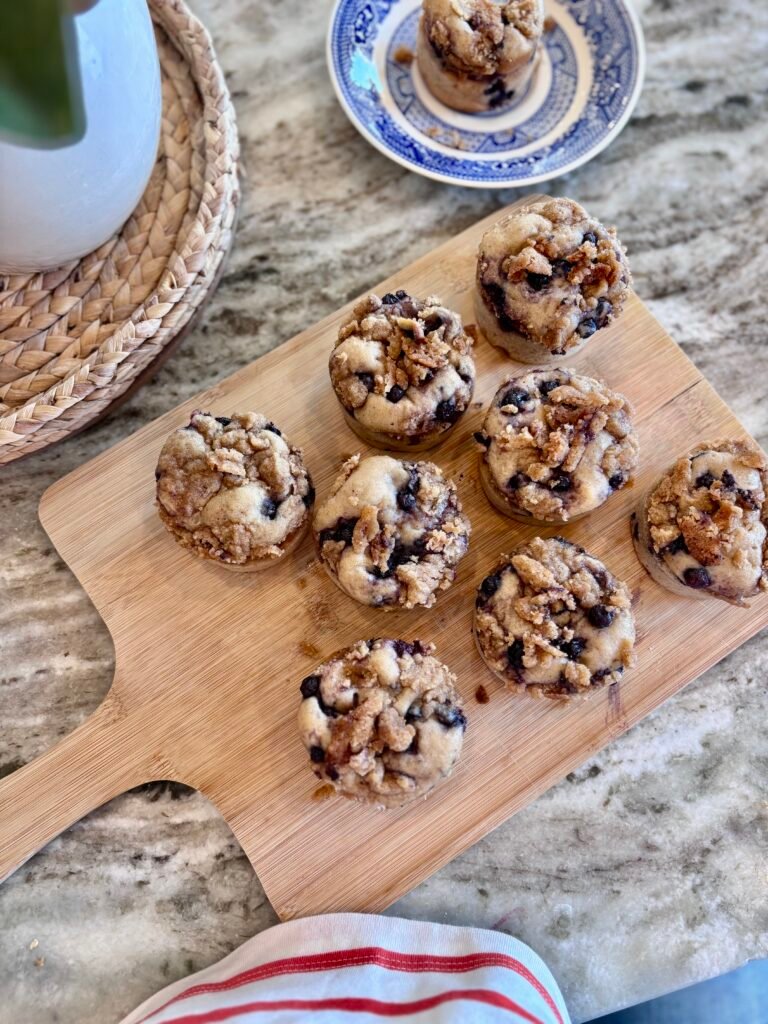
330;292;475;440
422;0;543;78
645;438;767;602
156;411;313;565
297;638;466;807
474;536;635;699
313;454;471;609
476;368;638;521
477;198;632;354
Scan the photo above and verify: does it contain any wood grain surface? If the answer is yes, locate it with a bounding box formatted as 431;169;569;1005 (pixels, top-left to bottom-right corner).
2;196;766;920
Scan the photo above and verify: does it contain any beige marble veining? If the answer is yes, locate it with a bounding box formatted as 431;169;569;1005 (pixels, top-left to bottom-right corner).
0;0;767;1021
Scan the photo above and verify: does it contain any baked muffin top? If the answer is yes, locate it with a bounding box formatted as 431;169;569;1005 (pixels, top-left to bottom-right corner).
422;0;543;79
475;536;635;699
330;292;474;440
155;411;313;565
643;438;767;604
477;197;631;354
475;367;638;521
297;638;466;807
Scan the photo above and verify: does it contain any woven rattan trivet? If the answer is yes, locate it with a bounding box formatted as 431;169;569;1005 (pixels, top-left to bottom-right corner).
0;0;239;465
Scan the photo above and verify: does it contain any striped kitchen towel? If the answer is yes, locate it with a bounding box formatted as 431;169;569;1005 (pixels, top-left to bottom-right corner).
120;912;571;1023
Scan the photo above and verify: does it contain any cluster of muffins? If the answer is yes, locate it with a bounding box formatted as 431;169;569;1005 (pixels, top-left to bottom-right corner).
153;196;768;810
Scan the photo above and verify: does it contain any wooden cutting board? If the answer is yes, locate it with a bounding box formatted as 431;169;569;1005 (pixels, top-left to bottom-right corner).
3;196;767;920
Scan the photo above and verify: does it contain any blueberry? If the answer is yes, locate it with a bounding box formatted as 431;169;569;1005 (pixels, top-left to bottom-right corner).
664;534;688;556
549;470;572;493
577;318;597;339
434;704;467;729
382;292;399;304
553;259;573;276
683;567;711;589
474;431;491;448
507;472;530;491
500;387;530;409
300;675;321;698
558;636;587;660
394;640;416;658
582;231;598;245
262;497;278;520
608;473;624;490
507;639;525;670
319;517;357;547
397;470;420;512
405;704;423;723
721;470;736;489
309;746;325;763
215;416;232;426
154;469;162;481
387;385;406;403
738;488;759;510
357;372;375;392
587;605;614;629
695;471;715;489
479;573;502;599
303;484;316;507
395;289;408;299
526;272;549;291
264;421;281;436
539;378;561;398
326;766;339;781
435;397;459;422
595;298;613;325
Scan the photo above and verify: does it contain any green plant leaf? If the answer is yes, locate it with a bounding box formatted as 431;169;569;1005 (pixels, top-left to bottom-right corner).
0;0;85;147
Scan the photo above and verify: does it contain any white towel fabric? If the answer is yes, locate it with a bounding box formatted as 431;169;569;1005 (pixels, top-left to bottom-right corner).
120;913;571;1024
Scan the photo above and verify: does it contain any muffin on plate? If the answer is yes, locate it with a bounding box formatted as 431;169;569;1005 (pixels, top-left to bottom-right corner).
474;367;638;523
474;536;636;700
475;197;632;362
632;438;768;605
297;638;466;808
313;454;471;609
329;291;475;451
417;0;544;113
155;411;314;571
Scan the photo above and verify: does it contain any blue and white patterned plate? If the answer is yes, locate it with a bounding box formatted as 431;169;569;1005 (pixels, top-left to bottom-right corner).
327;0;645;188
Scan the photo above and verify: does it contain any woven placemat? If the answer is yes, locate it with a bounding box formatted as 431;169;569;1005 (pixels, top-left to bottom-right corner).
0;0;239;465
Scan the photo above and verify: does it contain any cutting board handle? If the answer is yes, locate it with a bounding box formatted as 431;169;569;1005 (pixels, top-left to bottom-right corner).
0;694;151;883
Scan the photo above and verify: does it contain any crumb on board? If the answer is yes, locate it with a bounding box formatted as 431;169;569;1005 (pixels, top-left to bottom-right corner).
29;939;39;950
393;45;413;64
34;957;45;968
544;15;556;32
299;640;320;659
313;784;336;802
465;323;480;342
475;685;490;704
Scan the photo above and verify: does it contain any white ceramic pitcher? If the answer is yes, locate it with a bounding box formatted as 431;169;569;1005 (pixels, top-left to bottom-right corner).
0;0;161;273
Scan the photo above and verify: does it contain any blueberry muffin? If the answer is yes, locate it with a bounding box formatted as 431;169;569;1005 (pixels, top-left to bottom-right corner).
632;439;768;605
329;291;475;451
417;0;544;113
474;368;638;523
475;198;632;362
297;638;466;807
155;411;314;571
474;537;636;700
313;454;471;609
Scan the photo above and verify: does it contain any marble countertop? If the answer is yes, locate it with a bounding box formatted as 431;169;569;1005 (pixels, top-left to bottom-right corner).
1;0;767;1021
